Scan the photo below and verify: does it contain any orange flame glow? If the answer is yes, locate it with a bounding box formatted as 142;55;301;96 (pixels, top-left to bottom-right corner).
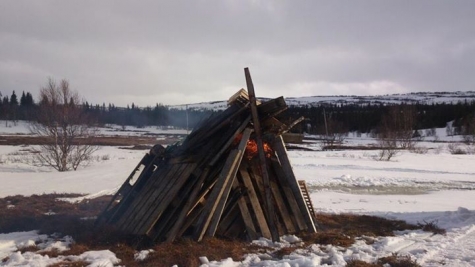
233;134;273;160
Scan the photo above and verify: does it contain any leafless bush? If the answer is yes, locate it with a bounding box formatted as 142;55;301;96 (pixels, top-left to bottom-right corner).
29;78;99;171
461;116;475;145
410;145;429;154
447;143;466;155
375;105;418;161
425;128;437;137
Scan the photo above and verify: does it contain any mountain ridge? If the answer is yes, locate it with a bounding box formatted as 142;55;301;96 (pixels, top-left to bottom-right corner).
170;91;475;111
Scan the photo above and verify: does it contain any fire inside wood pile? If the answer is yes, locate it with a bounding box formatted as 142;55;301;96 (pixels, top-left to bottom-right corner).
96;68;317;246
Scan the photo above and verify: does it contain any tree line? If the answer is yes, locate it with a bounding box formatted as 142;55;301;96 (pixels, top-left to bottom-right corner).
1;89;474;135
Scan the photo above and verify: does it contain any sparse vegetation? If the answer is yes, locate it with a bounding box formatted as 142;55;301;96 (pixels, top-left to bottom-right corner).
0;194;437;267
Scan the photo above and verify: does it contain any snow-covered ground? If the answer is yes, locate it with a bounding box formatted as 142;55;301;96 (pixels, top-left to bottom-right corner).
1;122;475;266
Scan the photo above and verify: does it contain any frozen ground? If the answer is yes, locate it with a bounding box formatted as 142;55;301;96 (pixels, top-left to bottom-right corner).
1;122;475;266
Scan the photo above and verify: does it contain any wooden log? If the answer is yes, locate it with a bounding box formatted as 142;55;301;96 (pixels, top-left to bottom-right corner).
272;135;317;233
245;67;279;242
193;128;251;241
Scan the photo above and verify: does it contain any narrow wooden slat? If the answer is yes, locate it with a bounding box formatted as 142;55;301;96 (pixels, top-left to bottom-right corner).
138;163;197;236
205;128;252;238
245;67;279;242
232;180;258;240
271;159;307;231
125;164;188;234
115;164;176;231
238;165;271;239
209;116;252;166
150;168;204;241
165;167;210;242
193;149;243;241
298;180;317;220
269;177;296;233
125;163;187;233
273;135;317;233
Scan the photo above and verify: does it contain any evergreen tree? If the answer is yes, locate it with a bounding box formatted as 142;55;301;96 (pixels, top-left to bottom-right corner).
10;91;18;105
20;91;27;106
25;92;34;105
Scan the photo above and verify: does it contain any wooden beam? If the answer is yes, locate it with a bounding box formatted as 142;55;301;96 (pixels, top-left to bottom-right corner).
245;67;279;242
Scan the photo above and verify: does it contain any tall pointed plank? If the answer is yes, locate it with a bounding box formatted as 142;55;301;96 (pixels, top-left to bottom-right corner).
245;67;279;242
272;135;317;233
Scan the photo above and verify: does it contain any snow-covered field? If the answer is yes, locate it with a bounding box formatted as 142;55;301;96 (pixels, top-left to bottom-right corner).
1;122;475;266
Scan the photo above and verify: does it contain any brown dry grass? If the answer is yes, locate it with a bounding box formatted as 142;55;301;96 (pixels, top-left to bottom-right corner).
0;194;432;266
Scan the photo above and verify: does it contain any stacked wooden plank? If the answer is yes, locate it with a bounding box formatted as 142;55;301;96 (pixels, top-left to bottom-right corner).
96;68;317;244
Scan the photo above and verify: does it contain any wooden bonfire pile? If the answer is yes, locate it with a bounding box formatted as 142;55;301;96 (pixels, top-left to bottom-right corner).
97;68;317;244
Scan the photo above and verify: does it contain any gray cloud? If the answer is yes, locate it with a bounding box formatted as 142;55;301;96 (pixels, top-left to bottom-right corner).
1;0;474;106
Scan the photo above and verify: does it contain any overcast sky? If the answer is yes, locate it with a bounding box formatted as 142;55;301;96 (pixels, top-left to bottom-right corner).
1;1;475;106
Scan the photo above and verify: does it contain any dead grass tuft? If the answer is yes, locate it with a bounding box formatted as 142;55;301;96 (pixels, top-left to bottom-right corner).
301;231;355;247
346;254;421;267
315;213;419;238
273;246;302;259
142;238;260;267
346;259;380;267
48;260;89;267
417;220;446;235
377;254;421;267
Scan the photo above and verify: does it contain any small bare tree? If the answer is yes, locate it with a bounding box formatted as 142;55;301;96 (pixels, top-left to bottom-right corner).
30;78;99;171
461;114;475;145
376;105;417;160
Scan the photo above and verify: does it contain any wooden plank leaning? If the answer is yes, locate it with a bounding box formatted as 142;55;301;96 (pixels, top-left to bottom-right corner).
245;67;280;242
238;164;272;239
272;135;317;233
193;128;252;241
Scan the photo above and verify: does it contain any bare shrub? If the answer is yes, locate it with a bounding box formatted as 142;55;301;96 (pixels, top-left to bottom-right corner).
410;145;429;154
29;78;99;171
447;143;467;155
417;220;446;235
376;105;417;161
461;115;475;145
425;128;437;137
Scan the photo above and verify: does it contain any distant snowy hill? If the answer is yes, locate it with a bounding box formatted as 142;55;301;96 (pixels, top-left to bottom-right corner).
170;91;475;111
